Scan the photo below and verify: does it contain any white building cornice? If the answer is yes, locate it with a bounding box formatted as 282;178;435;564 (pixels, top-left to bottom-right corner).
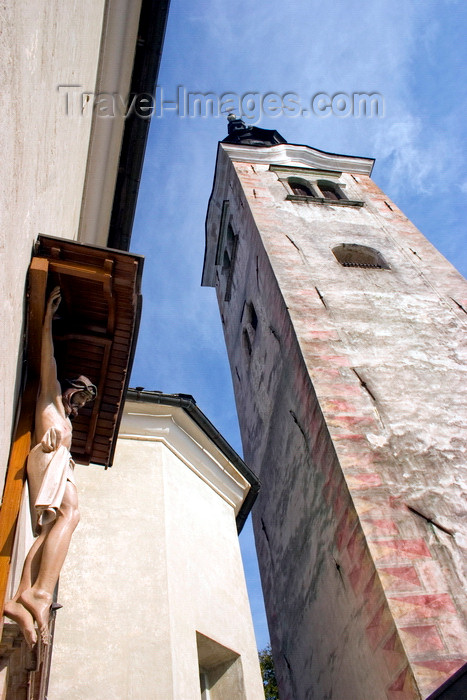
120;401;252;517
220;141;374;175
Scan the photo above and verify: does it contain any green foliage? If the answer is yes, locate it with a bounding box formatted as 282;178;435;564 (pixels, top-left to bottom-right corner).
259;644;280;699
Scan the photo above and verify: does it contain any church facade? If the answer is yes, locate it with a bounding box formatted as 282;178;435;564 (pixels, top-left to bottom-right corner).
203;118;467;699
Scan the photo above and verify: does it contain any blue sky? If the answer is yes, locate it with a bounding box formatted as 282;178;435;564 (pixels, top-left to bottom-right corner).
130;0;467;650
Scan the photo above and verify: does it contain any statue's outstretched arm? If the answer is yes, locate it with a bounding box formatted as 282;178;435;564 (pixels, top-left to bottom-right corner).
39;286;62;403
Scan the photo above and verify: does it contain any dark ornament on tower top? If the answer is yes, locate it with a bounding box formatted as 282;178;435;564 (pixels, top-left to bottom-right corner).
223;114;286;147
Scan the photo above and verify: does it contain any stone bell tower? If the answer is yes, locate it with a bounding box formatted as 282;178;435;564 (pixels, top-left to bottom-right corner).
202;118;467;700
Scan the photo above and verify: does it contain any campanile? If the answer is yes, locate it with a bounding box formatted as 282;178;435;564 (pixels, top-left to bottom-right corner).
203;118;467;700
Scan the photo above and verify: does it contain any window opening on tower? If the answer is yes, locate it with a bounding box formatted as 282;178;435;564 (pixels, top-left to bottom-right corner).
282;175;365;206
242;301;258;357
218;223;238;301
288;179;315;197
222;224;235;271
317;180;343;200
242;328;253;356
215;201;239;301
332;243;390;269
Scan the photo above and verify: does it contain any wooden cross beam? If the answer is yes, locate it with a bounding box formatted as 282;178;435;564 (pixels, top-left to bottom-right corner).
0;258;49;628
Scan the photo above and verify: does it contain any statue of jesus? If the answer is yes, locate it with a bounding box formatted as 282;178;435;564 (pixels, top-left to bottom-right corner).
4;287;97;647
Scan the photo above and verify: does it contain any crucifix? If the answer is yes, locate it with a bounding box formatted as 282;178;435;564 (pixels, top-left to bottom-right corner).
3;288;97;647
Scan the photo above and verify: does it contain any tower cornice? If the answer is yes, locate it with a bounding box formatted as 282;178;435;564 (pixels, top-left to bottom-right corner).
220;141;375;175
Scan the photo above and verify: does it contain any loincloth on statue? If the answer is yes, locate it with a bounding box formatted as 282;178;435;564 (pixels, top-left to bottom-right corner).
27;442;76;536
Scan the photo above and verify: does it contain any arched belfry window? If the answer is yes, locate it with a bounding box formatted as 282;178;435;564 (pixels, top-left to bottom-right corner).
317;180;344;200
288;178;315;197
274;165;364;207
332;243;390;269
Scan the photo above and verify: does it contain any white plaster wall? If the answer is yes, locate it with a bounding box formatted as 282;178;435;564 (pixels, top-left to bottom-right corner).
49;428;263;698
162;445;264;700
0;0;106;482
49;440;174;699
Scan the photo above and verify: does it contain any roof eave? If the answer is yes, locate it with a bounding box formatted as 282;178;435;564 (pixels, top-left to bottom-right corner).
126;389;260;533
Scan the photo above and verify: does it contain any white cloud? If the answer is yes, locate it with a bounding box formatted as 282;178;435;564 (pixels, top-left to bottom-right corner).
373;116;455;195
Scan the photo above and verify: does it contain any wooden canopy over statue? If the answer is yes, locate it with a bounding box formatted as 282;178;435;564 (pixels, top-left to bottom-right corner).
34;234;143;466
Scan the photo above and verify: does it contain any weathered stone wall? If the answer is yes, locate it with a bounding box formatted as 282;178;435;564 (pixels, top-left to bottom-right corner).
208;146;467;699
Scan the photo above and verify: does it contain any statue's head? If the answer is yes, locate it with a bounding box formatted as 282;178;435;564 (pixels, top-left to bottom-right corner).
61;376;97;419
